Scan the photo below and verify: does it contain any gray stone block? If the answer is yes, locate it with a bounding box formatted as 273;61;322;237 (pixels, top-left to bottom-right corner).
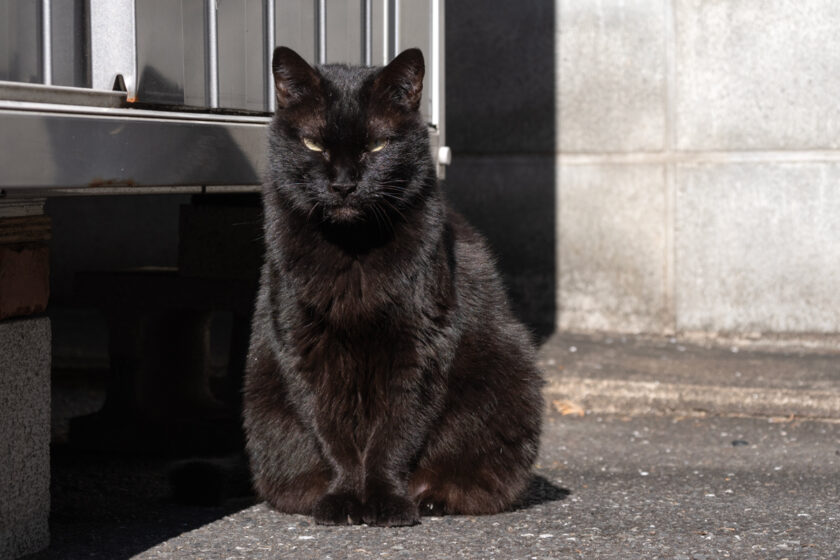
676;162;840;333
559;0;667;152
559;163;668;333
676;0;840;150
0;317;50;558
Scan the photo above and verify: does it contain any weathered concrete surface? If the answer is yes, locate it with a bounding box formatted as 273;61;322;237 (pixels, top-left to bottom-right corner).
558;0;667;152
0;317;50;559
540;333;840;419
558;164;668;334
675;0;840;150
676;162;840;334
24;413;840;559
560;1;840;339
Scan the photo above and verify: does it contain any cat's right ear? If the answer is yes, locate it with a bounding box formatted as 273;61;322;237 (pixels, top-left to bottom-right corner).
272;47;320;109
371;48;425;113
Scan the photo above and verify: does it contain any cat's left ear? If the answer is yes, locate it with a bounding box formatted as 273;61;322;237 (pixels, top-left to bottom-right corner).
372;48;425;113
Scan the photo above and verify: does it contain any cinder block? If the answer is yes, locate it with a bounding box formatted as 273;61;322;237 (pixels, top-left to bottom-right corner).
559;0;667;152
676;0;840;150
676;162;840;332
558;163;668;333
0;317;51;558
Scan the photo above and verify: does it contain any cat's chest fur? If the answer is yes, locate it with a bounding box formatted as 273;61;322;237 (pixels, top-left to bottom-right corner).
280;244;448;371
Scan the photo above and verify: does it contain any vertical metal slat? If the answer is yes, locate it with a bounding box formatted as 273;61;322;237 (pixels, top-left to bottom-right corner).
89;0;136;99
363;0;372;66
41;0;52;85
431;0;441;129
382;0;389;64
384;0;399;61
207;0;219;108
432;0;449;174
265;0;276;112
316;0;326;64
391;0;400;58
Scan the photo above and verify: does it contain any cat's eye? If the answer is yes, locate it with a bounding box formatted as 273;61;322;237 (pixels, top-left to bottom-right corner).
368;139;388;153
302;138;324;152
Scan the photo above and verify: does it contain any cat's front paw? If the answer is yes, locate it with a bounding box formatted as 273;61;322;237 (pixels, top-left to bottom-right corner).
313;492;364;525
362;492;419;527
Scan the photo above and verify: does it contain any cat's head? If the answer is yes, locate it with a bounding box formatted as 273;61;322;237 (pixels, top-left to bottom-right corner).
267;47;433;228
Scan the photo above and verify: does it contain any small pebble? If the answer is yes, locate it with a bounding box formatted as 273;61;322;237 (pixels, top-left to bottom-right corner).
731;440;749;447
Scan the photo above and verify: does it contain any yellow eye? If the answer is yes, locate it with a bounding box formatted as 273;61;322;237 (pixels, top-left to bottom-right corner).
303;138;324;152
368;139;388;153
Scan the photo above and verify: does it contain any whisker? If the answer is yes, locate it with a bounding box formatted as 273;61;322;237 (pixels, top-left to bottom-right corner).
377;198;408;225
306;200;322;223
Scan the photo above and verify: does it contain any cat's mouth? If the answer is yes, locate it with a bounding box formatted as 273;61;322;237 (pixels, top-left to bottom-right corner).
326;205;362;223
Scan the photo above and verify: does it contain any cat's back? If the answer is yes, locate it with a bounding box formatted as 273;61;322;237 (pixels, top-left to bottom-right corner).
444;208;518;325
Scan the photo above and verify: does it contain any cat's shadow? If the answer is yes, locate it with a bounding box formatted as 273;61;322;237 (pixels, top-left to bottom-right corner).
512;474;571;510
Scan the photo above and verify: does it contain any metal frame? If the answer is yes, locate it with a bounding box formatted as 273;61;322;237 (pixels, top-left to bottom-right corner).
0;99;268;191
0;0;447;194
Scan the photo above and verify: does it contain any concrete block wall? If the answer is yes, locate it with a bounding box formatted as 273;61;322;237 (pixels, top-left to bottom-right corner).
0;318;50;559
559;0;840;336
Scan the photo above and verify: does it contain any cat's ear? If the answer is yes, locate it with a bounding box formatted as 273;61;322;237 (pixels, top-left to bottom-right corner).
372;48;425;113
272;47;320;109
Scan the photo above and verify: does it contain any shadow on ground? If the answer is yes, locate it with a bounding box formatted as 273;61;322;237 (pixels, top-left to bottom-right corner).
515;474;571;510
21;444;254;560
24;446;567;560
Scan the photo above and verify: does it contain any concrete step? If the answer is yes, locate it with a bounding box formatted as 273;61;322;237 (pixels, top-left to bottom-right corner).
539;333;840;420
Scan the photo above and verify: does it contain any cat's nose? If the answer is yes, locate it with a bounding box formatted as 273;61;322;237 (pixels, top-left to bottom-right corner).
330;182;356;198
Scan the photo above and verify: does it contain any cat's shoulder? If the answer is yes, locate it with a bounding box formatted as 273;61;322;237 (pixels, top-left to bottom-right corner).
442;206;499;276
444;207;485;248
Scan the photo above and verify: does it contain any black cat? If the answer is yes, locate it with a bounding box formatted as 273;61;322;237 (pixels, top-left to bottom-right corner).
243;46;543;527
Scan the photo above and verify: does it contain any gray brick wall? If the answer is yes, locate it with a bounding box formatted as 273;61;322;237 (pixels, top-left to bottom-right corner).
559;0;840;336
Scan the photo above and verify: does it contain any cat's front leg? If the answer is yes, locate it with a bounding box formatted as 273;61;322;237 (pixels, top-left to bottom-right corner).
310;361;434;527
311;452;418;527
312;491;364;525
361;480;419;527
356;392;435;527
309;433;367;525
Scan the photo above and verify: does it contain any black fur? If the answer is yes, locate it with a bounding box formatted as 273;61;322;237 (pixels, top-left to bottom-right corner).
243;47;543;527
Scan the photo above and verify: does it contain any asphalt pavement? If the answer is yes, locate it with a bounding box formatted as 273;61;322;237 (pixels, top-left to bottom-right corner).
133;414;840;560
23;334;840;560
